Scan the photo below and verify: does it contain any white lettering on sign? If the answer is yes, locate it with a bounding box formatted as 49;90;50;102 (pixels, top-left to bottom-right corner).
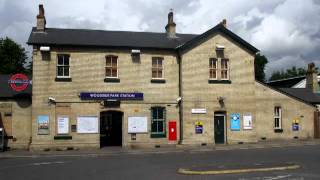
191;108;207;114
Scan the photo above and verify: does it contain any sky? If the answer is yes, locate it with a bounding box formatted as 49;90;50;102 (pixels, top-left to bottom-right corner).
1;0;320;78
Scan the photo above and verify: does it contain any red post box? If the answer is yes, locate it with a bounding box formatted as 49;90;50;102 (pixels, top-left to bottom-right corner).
168;121;177;141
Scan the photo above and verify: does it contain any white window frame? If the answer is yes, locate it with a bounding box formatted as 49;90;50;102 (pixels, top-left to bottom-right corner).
220;58;229;80
274;106;282;129
151;57;164;79
209;58;218;80
56;54;71;78
105;55;118;78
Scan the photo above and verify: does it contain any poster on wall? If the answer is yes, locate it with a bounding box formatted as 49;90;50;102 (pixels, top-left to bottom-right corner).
57;116;69;134
292;117;300;131
230;113;241;131
195;121;203;134
38;115;49;135
77;116;98;133
243;113;253;130
128;116;148;133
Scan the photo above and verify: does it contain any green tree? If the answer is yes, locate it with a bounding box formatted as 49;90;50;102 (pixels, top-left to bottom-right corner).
0;37;29;74
254;53;268;82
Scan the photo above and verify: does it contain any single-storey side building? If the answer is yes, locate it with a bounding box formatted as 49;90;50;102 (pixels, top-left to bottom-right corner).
0;74;32;150
2;4;318;150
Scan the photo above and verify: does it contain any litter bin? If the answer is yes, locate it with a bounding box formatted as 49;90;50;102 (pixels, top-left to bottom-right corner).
0;128;4;151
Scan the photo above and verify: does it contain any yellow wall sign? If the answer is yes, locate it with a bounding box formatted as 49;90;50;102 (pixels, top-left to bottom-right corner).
292;118;300;124
195;121;203;126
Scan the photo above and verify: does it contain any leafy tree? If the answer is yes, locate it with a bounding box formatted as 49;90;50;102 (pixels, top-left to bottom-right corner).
0;37;30;74
269;66;308;81
254;53;268;82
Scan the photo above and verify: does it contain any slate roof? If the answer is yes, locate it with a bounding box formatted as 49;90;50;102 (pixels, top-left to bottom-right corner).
27;23;259;54
266;76;306;88
27;27;196;50
0;75;32;98
279;88;320;104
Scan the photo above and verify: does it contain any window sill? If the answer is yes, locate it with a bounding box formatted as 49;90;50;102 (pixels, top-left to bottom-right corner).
208;79;231;84
151;133;166;138
274;129;283;133
55;77;72;82
150;79;166;83
104;78;120;83
54;135;72;140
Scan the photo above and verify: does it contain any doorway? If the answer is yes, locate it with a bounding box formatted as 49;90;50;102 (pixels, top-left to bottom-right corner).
100;111;123;147
214;113;226;144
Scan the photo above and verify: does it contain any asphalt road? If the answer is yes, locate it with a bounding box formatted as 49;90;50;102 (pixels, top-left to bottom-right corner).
0;145;320;180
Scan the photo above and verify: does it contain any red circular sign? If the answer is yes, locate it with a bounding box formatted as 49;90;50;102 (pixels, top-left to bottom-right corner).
8;74;30;92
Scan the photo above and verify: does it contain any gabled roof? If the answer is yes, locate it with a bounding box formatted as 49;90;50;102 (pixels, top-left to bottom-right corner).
27;23;259;54
0;75;32;99
256;80;317;106
266;76;306;88
177;23;259;54
27;27;196;50
279;88;320;104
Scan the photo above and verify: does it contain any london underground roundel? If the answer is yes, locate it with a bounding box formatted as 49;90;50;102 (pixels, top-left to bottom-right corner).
8;74;31;92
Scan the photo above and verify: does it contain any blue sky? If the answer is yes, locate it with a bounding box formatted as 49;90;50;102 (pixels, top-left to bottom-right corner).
1;0;319;77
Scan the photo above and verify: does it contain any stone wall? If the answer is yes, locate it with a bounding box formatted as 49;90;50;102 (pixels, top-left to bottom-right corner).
31;47;180;149
255;82;315;140
180;32;257;145
0;99;32;149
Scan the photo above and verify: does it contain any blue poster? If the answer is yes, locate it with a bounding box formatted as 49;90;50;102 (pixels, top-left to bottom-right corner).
230;113;241;131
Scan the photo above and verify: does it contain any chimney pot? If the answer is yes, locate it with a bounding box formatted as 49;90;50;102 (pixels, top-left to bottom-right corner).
165;9;176;38
221;19;227;28
36;4;46;31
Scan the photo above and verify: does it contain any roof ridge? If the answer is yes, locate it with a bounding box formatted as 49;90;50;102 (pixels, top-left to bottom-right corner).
267;75;306;83
32;27;198;36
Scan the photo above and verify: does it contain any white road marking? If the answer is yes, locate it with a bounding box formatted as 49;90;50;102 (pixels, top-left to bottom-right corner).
31;161;65;166
239;174;292;180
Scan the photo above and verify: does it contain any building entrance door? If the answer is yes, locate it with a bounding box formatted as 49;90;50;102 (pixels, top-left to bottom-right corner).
100;111;123;147
214;114;225;144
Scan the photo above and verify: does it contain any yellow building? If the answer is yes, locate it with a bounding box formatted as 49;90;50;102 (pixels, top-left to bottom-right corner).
8;4;317;150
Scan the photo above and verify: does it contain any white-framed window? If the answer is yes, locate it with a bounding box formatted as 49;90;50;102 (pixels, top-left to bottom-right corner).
105;55;118;78
57;54;70;78
209;58;218;79
152;57;163;79
221;58;229;80
274;106;282;129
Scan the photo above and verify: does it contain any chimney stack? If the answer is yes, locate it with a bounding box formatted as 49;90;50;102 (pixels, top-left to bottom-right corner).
221;19;227;28
165;9;176;38
306;62;319;93
36;4;46;31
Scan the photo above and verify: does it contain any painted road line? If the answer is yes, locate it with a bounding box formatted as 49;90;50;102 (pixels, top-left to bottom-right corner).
177;164;300;175
31;161;65;166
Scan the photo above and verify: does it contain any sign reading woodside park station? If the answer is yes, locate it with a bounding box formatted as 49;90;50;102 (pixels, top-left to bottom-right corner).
80;92;144;101
7;73;32;92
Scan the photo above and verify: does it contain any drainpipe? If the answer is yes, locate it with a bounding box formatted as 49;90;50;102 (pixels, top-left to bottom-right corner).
177;52;183;144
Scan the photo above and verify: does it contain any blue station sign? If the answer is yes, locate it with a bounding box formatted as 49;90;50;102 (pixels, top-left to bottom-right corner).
80;92;143;101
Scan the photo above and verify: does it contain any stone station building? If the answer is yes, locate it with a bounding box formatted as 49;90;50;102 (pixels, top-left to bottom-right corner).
2;4;320;150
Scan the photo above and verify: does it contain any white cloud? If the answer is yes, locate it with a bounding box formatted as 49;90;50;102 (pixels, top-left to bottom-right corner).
0;0;319;79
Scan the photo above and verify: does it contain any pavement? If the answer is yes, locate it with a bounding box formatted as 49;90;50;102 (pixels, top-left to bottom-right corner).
1;139;320;158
